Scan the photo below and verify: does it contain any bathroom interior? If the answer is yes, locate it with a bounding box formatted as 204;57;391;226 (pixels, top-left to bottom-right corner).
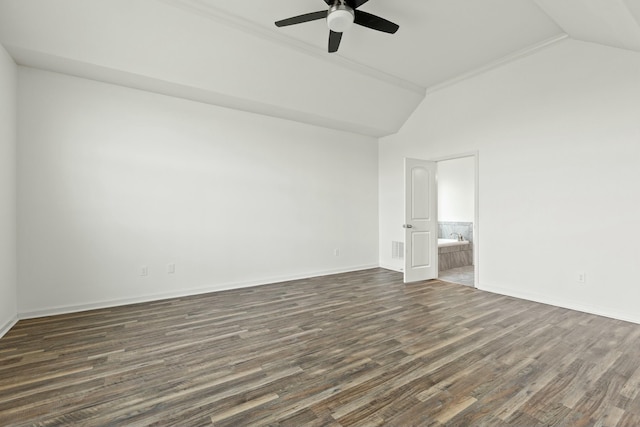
437;156;475;287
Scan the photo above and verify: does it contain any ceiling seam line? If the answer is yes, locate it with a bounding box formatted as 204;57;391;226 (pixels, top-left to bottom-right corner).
425;34;569;95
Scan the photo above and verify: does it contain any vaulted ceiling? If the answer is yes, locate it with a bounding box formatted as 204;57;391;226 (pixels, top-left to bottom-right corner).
1;0;639;137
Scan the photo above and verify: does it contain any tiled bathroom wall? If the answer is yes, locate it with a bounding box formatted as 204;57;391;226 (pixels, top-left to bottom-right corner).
438;222;473;242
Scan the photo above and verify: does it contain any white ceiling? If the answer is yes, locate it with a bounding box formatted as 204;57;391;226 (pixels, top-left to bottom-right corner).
0;0;639;137
207;0;563;88
534;0;640;52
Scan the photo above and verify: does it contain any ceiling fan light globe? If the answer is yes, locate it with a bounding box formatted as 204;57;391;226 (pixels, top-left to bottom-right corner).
327;9;354;33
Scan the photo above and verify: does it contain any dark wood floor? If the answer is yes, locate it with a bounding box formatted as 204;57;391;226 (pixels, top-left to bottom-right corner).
2;268;640;426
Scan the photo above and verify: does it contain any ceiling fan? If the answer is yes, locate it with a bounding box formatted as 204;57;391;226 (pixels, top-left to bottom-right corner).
275;0;399;53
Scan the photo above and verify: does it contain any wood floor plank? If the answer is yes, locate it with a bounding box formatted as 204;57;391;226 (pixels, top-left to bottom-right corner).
1;268;640;426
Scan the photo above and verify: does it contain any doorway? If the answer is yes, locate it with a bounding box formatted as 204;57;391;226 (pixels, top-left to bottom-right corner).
436;154;478;287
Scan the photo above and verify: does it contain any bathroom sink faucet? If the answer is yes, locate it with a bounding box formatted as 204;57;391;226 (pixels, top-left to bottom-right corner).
451;233;464;241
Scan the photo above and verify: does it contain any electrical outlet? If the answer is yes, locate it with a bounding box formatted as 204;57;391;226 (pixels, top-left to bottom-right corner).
141;266;148;277
168;263;175;274
577;272;586;284
334;249;340;256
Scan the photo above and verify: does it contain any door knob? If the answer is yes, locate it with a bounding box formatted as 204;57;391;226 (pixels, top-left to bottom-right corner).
402;224;413;228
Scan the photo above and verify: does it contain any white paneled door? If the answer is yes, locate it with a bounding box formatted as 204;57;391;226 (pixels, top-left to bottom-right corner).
404;158;438;283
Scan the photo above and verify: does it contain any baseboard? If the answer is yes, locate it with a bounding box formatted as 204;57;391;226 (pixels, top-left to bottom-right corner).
479;283;640;326
0;316;18;339
379;263;403;273
19;264;380;320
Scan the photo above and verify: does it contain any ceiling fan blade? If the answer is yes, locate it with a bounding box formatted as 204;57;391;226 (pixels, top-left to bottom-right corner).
328;30;343;53
275;10;327;27
347;0;371;8
354;10;399;34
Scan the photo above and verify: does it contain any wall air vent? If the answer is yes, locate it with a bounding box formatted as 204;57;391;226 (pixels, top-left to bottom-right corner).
392;241;404;259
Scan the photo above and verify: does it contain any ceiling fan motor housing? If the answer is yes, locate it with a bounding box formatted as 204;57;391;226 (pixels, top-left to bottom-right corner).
327;2;355;33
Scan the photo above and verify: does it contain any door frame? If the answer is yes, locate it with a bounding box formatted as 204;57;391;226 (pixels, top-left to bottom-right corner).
431;151;479;288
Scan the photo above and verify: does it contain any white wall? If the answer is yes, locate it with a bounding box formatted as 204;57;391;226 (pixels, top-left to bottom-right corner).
17;67;379;317
380;39;640;323
0;44;17;336
437;157;475;222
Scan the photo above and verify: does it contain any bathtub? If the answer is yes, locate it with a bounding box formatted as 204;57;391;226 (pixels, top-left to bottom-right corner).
438;238;470;248
438;238;472;271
